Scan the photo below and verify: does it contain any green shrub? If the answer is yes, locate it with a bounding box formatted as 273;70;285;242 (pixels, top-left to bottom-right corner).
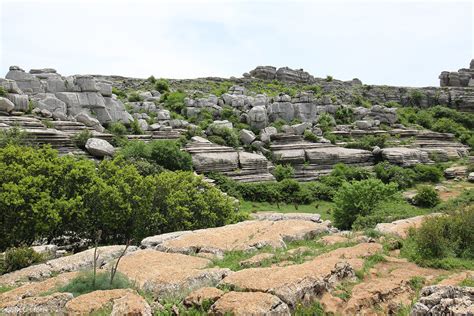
402;206;474;268
130;118;143;135
317;113;335;133
345;134;388;150
107;122;128;146
303;130;319;142
414;110;434;129
330;163;372;182
0;127;29;148
385;101;400;108
270;118;287;132
408;90;425;106
273;164;295;181
304;181;335;201
155;79;170;93
58;271;132;297
412;164;443;183
161;91;186;113
72;129;92;149
352;95;372;108
2;247;44;274
333;179;398;229
120;140;192;171
353;199;425;229
147;75;156;84
127;92;143;102
413;185;439;207
112;87;127;99
335;107;354;124
374;162;416;189
0;86;7;97
208;126;239;148
432;118;467;136
326;75;333;82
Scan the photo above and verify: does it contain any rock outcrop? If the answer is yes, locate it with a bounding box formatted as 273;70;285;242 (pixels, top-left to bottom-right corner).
411;286;474;316
439;59;474;87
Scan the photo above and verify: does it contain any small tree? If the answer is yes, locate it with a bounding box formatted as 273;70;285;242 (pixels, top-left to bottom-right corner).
413;185;440;208
92;230;102;288
273;164;295;182
110;239;132;286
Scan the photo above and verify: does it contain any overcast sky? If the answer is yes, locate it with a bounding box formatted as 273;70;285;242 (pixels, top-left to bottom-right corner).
0;0;472;86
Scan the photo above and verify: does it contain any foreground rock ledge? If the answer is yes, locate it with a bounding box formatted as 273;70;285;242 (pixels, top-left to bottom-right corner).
142;219;330;256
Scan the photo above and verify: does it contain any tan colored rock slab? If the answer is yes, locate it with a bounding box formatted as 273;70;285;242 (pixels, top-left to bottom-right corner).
154;220;330;256
117;249;231;298
183;287;224;307
320;235;349;245
65;289;150;315
220;243;382;306
210;291;290;315
240;253;275;268
0;271;78;305
1;292;73;315
375;214;441;238
0;245;137;286
250;212;322;222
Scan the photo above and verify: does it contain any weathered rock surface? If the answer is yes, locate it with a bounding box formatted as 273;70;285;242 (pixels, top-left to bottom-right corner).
411;286;474;316
375;214;440;238
1;293;73;315
0;245;137;286
219;243;382;306
210;291;291;315
117;250;231;298
380;147;431;166
147;220;330;256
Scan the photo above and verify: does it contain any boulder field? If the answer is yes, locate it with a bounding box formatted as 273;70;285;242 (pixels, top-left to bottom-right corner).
1;213;472;315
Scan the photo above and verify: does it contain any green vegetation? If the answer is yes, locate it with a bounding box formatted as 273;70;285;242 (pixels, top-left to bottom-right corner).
345;134;388;150
72;129;92;149
0;86;7;96
273;164;295;181
161;91;186;113
333;179;398;230
0;144;242;250
207;125;240;148
127;92;143;102
154;79;170;93
112;87;127;99
335;107;354;124
413;185;440;208
58;271;132;297
0;126;29;148
402;200;473;270
303;129;319;142
120;140;192;171
0;247;45;274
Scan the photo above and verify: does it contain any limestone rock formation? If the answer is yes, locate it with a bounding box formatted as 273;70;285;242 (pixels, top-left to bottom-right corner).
85;138;115;157
439;59;474;87
375;214;441;238
210;291;291;315
411;286;474;315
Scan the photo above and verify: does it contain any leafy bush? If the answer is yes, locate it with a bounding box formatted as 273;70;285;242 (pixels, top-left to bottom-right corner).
127;92;143;102
335;107;354;124
408;90;425;106
303;130;319;142
330;163;372;182
402;206;473;269
333;179;398;229
112;87;127;99
155;79;170;93
130;118;144;135
352;95;372;108
1;247;44;274
326;75;333;82
345;134;388;150
273;164;295;181
161;91;186;113
147;75;156;84
120;140;192;171
374;162;415;189
0;86;7;97
317;113;335;133
107;122;128;146
0;127;29;148
58;271;132;297
413;185;439;207
412;164;443;183
208;126;239;148
72;129;92;149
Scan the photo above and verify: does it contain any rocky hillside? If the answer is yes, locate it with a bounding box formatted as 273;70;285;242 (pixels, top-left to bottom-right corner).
0;213;472;315
0;61;473;182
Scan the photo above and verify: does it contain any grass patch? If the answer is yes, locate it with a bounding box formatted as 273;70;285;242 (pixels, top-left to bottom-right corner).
56;270;132;297
355;253;387;280
0;285;14;293
239;200;334;221
459;278;474;287
294;301;326;316
209;238;357;271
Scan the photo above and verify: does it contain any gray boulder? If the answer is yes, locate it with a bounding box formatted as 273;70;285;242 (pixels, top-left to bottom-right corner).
248;106;268;129
411;286;474;316
260;126;277;143
5;93;29;112
249;66;277;80
157;109;171;120
0;97;15;112
75;112;104;132
6;66;44;93
380;147;430;167
74;75;98;92
292;122;311;135
85;138;115;157
239;129;256;145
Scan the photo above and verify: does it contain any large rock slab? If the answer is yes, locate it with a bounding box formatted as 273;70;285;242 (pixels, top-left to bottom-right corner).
305;147;373;165
0;245;137;286
210;291;291;315
0;293;73;315
147;220;330;256
65;289;151;315
117;250;231;298
219;243;382;307
375;214;440;238
0;97;15;113
380;147;431;167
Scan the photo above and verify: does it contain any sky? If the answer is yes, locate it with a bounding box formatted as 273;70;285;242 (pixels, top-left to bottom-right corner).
0;0;472;87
